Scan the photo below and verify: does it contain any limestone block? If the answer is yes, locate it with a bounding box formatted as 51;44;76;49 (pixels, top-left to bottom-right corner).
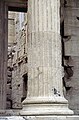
64;5;79;56
64;40;79;56
8;18;15;44
8;11;15;19
64;56;79;114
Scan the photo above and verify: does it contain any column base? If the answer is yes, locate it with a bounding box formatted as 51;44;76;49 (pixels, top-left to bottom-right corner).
20;97;73;116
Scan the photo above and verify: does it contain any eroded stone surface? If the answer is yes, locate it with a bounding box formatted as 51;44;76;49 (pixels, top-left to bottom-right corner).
0;116;79;120
0;116;24;120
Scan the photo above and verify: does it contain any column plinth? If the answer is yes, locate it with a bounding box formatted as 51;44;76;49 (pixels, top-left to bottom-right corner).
20;0;73;116
21;96;73;115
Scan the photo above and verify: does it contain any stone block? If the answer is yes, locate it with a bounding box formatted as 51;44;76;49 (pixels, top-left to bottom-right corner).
0;116;79;120
22;116;79;120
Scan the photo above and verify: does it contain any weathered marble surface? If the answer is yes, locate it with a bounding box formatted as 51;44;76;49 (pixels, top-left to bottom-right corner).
0;116;24;120
26;116;79;120
21;0;73;116
0;116;79;120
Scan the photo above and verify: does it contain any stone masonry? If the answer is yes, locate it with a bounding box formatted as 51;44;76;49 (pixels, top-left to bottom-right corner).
61;0;79;115
0;0;79;119
7;12;27;109
6;0;79;116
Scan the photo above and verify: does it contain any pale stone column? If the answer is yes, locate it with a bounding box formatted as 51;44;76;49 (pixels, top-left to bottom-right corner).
0;1;8;109
21;0;73;115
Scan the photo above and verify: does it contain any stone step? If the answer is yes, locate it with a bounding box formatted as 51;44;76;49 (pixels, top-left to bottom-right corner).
0;116;79;120
0;116;25;120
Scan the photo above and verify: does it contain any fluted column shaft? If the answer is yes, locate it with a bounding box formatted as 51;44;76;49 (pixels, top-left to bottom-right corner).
21;0;73;116
27;0;62;97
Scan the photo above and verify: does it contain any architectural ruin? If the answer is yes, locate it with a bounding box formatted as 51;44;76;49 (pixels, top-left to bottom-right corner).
0;0;79;119
7;11;27;109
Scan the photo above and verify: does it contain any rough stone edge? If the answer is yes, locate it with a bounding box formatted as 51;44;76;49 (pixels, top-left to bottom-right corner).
0;116;79;120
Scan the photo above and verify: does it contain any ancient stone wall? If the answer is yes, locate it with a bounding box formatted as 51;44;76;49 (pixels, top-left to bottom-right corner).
7;12;27;109
61;0;79;115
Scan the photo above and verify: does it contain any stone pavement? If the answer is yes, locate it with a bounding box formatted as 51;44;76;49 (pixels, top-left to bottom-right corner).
0;116;25;120
0;116;79;120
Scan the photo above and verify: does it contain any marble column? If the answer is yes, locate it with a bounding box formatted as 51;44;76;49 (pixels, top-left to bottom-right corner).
20;0;73;115
0;1;8;109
